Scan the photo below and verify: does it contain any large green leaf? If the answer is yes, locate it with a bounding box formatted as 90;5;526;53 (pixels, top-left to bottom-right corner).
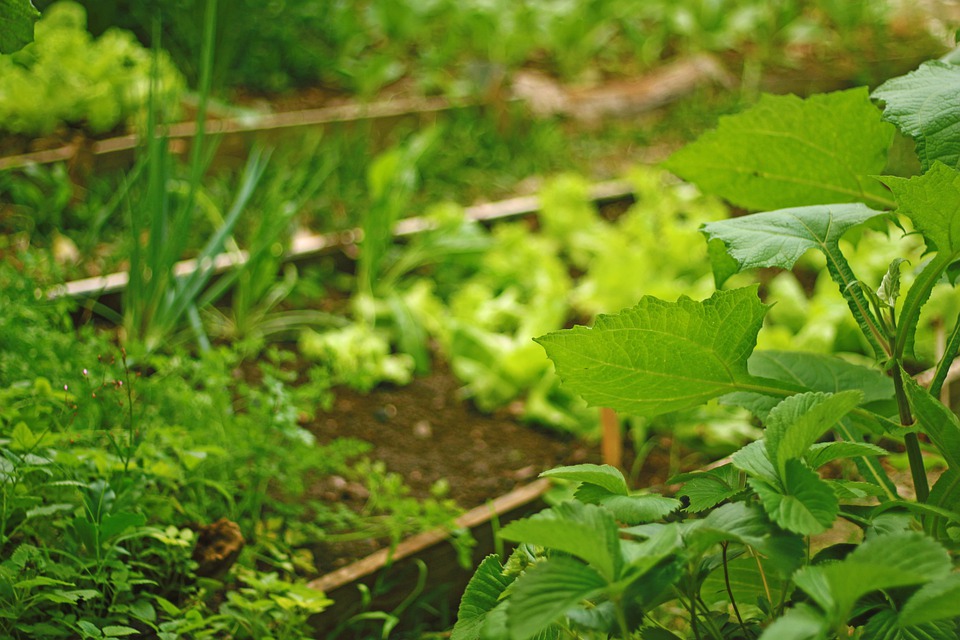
899;573;960;627
499;501;621;581
751;460;838;535
0;0;39;54
506;557;608;640
664;88;894;210
540;464;628;495
702;203;889;355
732;440;779;484
452;555;515;640
793;532;951;625
701;555;787;612
880;164;960;357
764;391;863;474
872;61;960;172
536;287;772;417
862;608;956;640
758;603;827;640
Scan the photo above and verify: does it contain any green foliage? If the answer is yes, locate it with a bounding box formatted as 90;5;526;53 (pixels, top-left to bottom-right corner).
0;1;182;136
458;54;960;638
0;0;39;53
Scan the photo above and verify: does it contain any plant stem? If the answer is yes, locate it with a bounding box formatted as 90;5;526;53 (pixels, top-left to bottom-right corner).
929;311;960;400
613;598;631;640
892;365;929;502
722;543;748;636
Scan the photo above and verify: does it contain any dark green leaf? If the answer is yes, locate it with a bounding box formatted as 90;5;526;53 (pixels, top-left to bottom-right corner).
499;502;621;580
752;460;838;535
902;372;960;473
873;61;960;172
453;555;515;640
899;573;960;627
506;557;607;640
862;607;957;640
0;0;39;54
664;88;894;210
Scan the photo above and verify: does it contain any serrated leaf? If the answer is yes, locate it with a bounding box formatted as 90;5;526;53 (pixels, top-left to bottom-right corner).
879;164;960;358
751;460;838;535
765;391;863;474
828;480;886;500
673;465;743;512
862;608;957;640
880;163;960;257
664;88;894;211
758;603;828;640
499;501;621;580
899;573;960;627
574;484;680;525
702;204;886;274
453;555;515;640
701;554;788;611
506;556;607;640
902;372;960;473
536;287;770;417
793;532;951;625
541;464;628;495
872;61;960;172
102;625;139;637
0;0;39;54
732;440;779;484
805;442;887;469
687;502;771;551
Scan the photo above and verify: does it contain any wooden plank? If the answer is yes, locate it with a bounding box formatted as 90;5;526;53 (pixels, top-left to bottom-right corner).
307;478;551;634
49;181;635;301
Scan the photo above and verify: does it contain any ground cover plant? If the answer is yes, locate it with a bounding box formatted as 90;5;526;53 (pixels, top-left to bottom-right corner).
453;54;960;639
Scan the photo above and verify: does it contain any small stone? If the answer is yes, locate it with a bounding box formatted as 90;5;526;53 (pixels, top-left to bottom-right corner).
413;420;433;439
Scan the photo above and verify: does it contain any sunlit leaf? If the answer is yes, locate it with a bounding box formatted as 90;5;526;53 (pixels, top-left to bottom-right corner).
664;88;894;210
751;460;838;535
506;557;607;640
541;464;628;495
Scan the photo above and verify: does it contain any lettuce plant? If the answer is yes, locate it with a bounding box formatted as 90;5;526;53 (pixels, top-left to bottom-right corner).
454;56;960;639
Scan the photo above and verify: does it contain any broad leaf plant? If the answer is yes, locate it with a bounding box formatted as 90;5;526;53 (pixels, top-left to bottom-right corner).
453;55;960;639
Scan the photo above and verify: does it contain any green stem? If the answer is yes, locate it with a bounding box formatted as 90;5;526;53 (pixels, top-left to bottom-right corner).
824;247;890;361
893;365;929;502
613;597;631;640
929;311;960;400
722;543;748;636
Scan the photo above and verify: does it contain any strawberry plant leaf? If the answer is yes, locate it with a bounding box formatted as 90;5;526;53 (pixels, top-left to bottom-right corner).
764;390;863;474
872;60;960;172
751;460;838;535
732;441;779;485
880;164;960;357
671;465;743;513
664;88;894;211
506;556;607;640
804;441;887;469
899;573;960;627
499;501;622;581
541;464;628;495
574;485;681;525
793;532;951;625
537;287;780;418
758;603;827;640
452;555;515;640
0;0;39;54
862;608;957;640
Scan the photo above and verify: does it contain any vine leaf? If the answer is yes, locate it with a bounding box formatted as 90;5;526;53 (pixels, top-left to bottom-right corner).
0;0;39;54
872;60;960;172
663;88;894;211
537;287;773;418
